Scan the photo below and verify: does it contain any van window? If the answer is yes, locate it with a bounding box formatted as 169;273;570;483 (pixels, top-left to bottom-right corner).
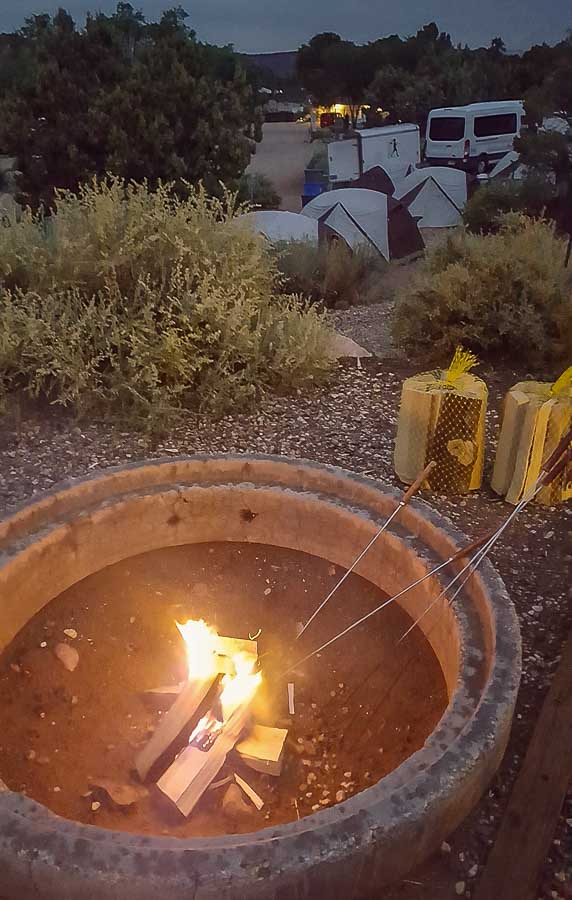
429;117;465;141
474;113;518;137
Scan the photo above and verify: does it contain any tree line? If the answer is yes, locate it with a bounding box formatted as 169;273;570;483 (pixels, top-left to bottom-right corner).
0;4;264;207
297;24;572;128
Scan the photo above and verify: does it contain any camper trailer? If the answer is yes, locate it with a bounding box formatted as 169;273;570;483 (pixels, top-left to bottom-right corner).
425;100;525;173
328;124;421;185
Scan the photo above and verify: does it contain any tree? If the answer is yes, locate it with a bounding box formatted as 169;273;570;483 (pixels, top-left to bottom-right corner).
0;4;261;206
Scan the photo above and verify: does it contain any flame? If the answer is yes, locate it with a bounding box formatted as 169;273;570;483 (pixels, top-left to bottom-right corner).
220;652;262;720
176;619;219;681
188;711;223;746
176;619;262;721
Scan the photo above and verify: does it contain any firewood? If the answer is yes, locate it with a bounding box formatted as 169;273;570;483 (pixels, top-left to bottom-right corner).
234;773;264;810
156;704;252;817
235;724;288;776
135;676;219;781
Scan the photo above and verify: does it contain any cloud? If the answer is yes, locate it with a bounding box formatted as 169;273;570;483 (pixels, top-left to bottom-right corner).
0;0;568;52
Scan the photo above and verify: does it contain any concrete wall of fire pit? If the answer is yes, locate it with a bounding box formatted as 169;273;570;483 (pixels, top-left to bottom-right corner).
0;455;521;900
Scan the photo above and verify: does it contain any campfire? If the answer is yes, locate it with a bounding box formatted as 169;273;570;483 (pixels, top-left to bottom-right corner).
136;619;287;817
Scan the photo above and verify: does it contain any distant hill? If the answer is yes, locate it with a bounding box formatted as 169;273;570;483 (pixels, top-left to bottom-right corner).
243;51;298;80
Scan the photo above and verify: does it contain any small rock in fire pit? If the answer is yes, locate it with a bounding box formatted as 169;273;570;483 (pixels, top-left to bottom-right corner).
25;750;36;761
89;778;149;808
91;801;101;812
63;628;78;639
222;784;253;822
54;643;79;672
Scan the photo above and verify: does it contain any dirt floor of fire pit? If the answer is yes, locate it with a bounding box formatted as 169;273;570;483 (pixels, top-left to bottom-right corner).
0;541;447;837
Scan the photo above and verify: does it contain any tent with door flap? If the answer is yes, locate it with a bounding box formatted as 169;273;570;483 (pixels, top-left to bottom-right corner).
394;167;468;228
235;210;319;244
301;188;423;261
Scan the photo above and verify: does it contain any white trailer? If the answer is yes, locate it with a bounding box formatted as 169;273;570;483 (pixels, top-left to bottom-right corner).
328;124;421;185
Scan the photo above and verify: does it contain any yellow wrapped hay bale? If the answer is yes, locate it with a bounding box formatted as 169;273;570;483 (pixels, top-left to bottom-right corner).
394;348;487;494
492;368;572;506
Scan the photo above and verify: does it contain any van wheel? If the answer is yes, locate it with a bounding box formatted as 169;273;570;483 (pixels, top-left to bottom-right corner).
476;155;488;175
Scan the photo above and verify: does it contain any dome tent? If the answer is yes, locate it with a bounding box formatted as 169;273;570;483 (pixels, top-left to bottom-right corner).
302;188;423;260
235;210;319;244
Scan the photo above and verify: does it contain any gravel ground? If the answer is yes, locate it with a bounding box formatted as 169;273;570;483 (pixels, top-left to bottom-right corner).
0;359;571;900
246;121;314;212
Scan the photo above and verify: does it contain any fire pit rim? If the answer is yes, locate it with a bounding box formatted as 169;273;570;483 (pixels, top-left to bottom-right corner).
0;454;522;897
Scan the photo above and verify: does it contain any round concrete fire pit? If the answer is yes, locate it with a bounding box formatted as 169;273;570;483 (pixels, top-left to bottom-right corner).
0;455;520;900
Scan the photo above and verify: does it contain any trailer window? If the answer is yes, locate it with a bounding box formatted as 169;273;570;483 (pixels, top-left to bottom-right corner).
429;117;465;141
474;113;518;137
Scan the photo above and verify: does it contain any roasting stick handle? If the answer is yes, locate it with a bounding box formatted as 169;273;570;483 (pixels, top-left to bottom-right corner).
402;460;437;501
541;423;572;478
296;461;436;641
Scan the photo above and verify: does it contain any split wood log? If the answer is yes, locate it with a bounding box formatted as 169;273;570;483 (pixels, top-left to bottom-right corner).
136;676;219;781
235;724;288;776
234;773;264;810
156;704;252;817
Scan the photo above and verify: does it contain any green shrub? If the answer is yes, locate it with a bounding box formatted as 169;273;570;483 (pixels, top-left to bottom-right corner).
392;214;572;367
237;174;281;210
463;177;555;234
307;144;329;174
0;178;333;428
275;239;388;308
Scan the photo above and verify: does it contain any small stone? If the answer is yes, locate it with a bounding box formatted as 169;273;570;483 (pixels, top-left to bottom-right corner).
10;663;21;674
307;772;317;784
53;786;61;793
343;771;352;778
71;696;79;706
63;628;78;639
441;841;452;854
129;617;136;625
330;690;336;698
91;801;101;812
328;565;336;576
264;588;272;596
40;641;47;649
54;643;79;672
336;790;345;802
25;750;36;761
222;784;253;821
311;804;320;811
468;864;478;878
455;882;466;896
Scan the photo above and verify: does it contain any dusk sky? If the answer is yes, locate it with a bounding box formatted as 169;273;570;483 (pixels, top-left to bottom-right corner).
0;0;568;53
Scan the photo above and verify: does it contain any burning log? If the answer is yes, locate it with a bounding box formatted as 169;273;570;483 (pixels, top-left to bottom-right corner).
157;653;262;817
136;622;259;781
136;675;219;781
235;724;288;776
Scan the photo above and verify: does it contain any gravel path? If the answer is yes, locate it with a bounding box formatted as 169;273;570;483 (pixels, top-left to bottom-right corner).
0;361;570;899
246;121;314;212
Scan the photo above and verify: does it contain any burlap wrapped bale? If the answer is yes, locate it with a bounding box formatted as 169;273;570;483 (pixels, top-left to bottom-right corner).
394;363;487;495
492;376;572;506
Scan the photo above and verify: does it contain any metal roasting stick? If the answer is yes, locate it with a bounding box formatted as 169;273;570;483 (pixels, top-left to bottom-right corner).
281;531;494;678
282;434;572;679
398;439;572;644
296;462;436;641
345;443;572;743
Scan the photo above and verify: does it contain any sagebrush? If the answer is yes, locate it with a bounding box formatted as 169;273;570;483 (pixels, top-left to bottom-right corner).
0;178;333;427
275;240;388;308
462;176;555;234
392;214;572;367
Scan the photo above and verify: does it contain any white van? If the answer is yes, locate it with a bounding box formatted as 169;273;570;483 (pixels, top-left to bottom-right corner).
425;101;525;174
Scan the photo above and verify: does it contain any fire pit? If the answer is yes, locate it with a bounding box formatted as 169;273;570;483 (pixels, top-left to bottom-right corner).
0;455;521;900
